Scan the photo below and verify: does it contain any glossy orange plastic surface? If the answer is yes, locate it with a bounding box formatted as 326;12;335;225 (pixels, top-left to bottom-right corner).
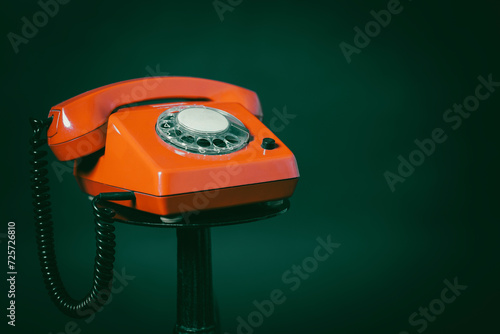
47;77;262;161
46;77;299;215
78;178;298;216
73;101;299;215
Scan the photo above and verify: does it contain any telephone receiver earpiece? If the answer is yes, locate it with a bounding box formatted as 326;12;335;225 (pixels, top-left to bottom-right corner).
47;77;262;161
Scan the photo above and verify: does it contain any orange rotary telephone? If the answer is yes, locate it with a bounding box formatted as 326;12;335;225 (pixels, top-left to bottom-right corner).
30;77;299;333
47;77;298;215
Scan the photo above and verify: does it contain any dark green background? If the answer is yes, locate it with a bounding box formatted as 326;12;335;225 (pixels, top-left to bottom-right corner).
2;0;499;333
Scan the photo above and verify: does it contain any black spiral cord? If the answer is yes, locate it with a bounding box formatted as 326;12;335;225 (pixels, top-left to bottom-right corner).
29;117;135;318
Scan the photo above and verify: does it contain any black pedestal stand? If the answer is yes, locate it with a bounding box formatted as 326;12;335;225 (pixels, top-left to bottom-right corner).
105;199;290;334
175;228;216;334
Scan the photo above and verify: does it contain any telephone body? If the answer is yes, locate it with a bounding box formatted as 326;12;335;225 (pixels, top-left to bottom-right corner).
46;77;299;215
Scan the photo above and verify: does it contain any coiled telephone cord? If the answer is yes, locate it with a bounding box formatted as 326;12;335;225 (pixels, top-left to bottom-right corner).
29;117;134;318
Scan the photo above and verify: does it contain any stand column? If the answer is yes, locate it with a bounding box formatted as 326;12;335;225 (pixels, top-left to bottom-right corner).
174;227;217;334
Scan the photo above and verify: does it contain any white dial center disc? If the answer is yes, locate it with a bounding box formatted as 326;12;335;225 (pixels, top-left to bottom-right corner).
177;107;230;133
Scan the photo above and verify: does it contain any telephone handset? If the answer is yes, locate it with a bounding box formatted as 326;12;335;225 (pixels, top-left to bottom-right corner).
30;77;299;322
47;76;263;161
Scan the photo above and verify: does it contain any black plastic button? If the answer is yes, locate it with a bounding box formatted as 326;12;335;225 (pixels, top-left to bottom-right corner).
261;138;276;150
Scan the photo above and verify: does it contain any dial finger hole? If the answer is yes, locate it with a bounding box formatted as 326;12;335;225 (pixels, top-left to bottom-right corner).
181;136;194;143
213;138;226;148
225;135;239;144
167;129;182;136
197;138;211;147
